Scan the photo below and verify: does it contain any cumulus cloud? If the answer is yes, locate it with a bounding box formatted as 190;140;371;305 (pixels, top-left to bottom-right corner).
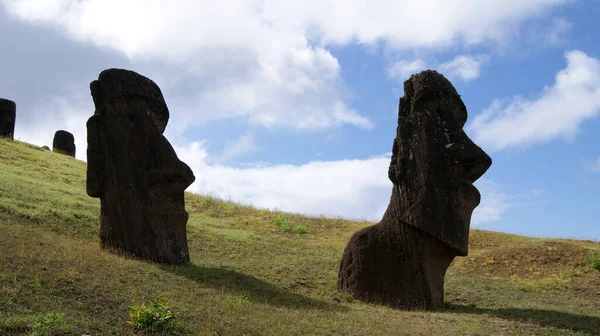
439;54;490;81
2;0;571;132
388;59;427;81
2;0;372;131
467;50;600;152
176;141;392;220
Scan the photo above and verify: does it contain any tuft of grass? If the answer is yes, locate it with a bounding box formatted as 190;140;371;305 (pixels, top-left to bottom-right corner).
31;312;68;336
128;293;179;335
293;225;308;234
273;214;308;234
273;213;292;232
587;252;600;271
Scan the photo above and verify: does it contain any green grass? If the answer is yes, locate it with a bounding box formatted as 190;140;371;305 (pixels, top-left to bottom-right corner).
1;138;600;335
587;252;600;271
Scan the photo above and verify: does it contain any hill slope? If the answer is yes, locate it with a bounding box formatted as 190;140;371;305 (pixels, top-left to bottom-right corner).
0;138;599;336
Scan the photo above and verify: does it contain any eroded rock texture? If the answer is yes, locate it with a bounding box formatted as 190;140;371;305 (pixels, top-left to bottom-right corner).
337;70;492;309
52;130;76;157
86;68;195;264
0;98;16;139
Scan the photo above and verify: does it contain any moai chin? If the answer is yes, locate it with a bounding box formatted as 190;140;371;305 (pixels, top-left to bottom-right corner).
0;98;16;139
86;68;195;264
337;70;492;309
52;130;76;157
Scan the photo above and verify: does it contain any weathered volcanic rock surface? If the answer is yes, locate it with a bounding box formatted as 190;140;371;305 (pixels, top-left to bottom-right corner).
337;70;492;309
0;98;16;139
86;68;195;264
52;130;76;157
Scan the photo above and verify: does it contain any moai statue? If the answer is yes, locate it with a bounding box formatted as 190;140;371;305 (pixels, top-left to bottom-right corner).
337;70;492;309
0;98;16;139
52;130;76;157
86;68;195;264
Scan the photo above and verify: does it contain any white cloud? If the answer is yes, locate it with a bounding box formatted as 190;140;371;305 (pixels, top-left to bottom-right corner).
439;54;490;81
388;59;427;81
467;50;600;152
176;141;393;220
2;0;571;132
584;157;600;173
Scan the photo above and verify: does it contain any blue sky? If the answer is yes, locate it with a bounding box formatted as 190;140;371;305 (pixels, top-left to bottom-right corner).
0;0;599;240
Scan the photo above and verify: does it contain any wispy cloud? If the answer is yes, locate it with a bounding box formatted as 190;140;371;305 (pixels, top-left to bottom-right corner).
467;50;600;152
471;178;545;226
439;54;490;81
388;59;426;81
219;132;258;163
584;157;600;173
544;17;573;45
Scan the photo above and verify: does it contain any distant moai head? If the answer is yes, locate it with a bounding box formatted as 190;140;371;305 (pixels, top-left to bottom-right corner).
387;70;491;255
52;130;76;157
86;68;195;264
0;98;16;139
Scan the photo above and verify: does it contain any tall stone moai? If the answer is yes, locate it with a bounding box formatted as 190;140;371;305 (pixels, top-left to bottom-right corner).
52;130;76;157
86;68;196;264
337;70;492;309
0;98;16;139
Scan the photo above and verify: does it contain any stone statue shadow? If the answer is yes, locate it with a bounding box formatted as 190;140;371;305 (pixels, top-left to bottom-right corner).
441;304;600;335
160;263;348;312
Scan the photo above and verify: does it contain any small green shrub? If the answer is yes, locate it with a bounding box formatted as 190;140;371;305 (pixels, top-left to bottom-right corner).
273;215;308;234
293;225;308;234
273;214;292;232
128;294;176;334
587;252;600;271
31;312;65;336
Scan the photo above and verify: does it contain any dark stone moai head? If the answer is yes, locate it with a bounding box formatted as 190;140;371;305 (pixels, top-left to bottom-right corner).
89;69;169;133
0;98;16;139
388;70;491;255
86;68;195;264
52;130;76;157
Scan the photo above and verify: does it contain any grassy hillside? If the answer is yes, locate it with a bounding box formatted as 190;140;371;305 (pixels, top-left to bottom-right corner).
0;138;599;336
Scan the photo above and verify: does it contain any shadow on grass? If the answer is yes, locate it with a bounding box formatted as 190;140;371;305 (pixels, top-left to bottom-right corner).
160;263;347;312
442;304;600;335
